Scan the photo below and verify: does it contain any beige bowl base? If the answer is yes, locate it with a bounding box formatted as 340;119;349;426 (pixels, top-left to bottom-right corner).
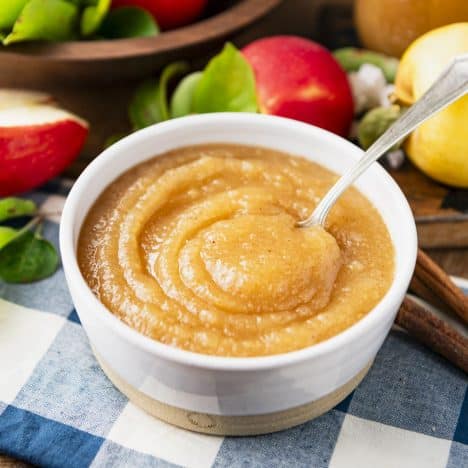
96;352;372;436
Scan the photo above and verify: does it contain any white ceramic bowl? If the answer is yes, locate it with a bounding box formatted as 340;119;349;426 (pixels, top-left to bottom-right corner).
60;113;417;431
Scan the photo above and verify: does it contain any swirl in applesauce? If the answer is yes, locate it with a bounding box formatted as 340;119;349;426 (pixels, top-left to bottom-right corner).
78;144;394;357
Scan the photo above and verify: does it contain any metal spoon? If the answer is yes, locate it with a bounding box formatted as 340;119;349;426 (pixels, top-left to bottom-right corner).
298;54;468;229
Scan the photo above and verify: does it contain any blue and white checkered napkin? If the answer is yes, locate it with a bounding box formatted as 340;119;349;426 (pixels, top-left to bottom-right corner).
0;179;467;468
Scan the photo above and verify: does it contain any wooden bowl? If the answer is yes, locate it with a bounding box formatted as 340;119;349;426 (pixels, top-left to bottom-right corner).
0;0;282;87
0;0;282;164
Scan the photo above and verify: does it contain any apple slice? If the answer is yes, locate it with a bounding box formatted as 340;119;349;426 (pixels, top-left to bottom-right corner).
0;89;53;110
0;106;89;196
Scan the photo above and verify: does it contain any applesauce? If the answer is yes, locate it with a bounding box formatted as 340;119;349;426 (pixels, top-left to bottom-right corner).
78;144;394;357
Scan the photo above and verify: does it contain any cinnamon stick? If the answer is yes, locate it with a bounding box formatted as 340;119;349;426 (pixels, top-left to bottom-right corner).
396;296;468;373
410;275;450;314
412;249;468;325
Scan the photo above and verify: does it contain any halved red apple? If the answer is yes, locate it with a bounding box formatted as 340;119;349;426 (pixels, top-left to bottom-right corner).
0;105;88;196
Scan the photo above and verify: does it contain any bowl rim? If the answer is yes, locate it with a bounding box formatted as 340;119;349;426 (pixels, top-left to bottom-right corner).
1;0;282;61
60;113;418;371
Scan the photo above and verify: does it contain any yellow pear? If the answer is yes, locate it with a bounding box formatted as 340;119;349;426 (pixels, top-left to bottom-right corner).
395;23;468;188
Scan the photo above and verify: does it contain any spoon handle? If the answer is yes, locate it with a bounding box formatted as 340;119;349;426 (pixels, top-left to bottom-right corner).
299;54;468;228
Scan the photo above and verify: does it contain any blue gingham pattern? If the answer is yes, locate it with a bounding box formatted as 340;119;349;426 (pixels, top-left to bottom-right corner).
0;179;467;468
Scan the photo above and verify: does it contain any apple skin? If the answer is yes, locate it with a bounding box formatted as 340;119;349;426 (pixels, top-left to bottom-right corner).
0;106;88;196
242;36;354;137
111;0;208;30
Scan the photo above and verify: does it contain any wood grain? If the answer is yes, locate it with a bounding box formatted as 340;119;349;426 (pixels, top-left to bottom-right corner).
389;162;468;248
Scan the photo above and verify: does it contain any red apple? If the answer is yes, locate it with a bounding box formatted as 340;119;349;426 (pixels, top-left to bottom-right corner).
111;0;208;30
242;36;354;137
0;106;88;196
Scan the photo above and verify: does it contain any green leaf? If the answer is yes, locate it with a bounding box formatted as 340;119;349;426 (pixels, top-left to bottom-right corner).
99;6;159;39
170;72;202;118
0;0;29;31
81;0;111;37
3;0;79;45
129;61;189;130
0;229;58;283
193;43;258;114
0;198;36;222
104;132;128;148
129;81;160;130
0;227;18;250
157;62;190;120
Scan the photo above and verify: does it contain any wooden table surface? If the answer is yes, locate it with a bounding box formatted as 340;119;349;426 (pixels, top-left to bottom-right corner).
1;0;466;465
